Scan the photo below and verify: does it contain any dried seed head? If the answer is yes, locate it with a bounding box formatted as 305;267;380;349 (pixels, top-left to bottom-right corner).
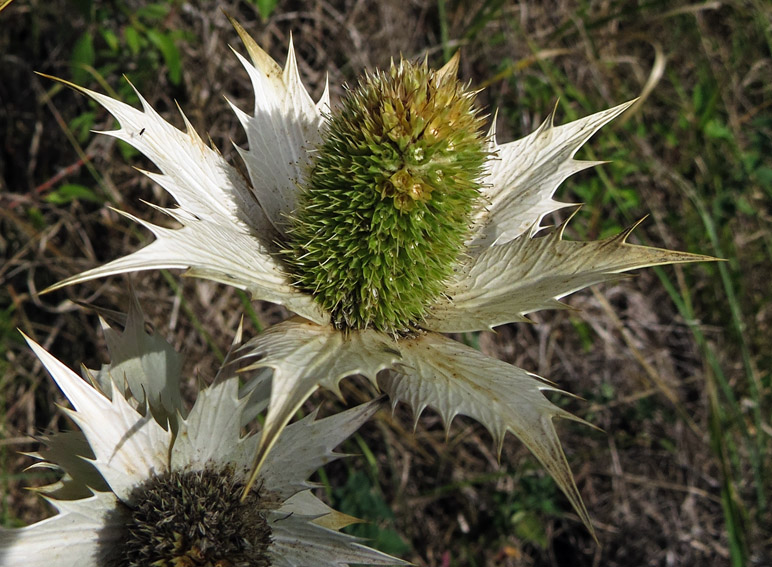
106;468;279;567
285;55;488;332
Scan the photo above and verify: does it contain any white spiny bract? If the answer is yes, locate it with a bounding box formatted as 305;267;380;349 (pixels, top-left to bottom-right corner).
46;19;709;534
0;298;403;567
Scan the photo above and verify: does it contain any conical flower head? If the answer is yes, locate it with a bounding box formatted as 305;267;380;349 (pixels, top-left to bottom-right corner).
285;55;487;332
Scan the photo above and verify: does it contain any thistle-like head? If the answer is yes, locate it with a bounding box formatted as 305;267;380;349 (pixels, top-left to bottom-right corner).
284;54;488;333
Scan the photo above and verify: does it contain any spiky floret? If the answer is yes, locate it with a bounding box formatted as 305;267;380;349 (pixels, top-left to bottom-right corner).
284;55;488;332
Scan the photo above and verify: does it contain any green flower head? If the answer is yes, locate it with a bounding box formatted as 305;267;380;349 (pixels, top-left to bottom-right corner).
285;54;488;332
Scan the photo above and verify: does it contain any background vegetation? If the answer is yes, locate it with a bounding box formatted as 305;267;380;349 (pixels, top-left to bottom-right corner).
1;1;770;565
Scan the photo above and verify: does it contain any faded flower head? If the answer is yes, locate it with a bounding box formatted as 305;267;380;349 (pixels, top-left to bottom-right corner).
46;19;710;533
0;299;402;567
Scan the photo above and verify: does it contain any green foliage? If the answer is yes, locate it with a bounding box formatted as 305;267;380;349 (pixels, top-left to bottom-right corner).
70;32;95;85
144;28;182;85
568;315;594;352
0;299;21;528
70;1;188;92
25;207;46;230
491;472;560;550
67;110;97;144
248;0;279;21
43;183;105;205
438;0;508;62
331;471;411;556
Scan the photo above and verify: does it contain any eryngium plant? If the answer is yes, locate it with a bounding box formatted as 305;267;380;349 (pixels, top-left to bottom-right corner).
45;19;710;533
1;299;403;567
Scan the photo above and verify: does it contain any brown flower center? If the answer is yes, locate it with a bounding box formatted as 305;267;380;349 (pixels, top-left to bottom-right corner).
106;468;280;567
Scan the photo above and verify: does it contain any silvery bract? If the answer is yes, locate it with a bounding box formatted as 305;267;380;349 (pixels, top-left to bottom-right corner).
0;300;403;566
46;20;709;532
